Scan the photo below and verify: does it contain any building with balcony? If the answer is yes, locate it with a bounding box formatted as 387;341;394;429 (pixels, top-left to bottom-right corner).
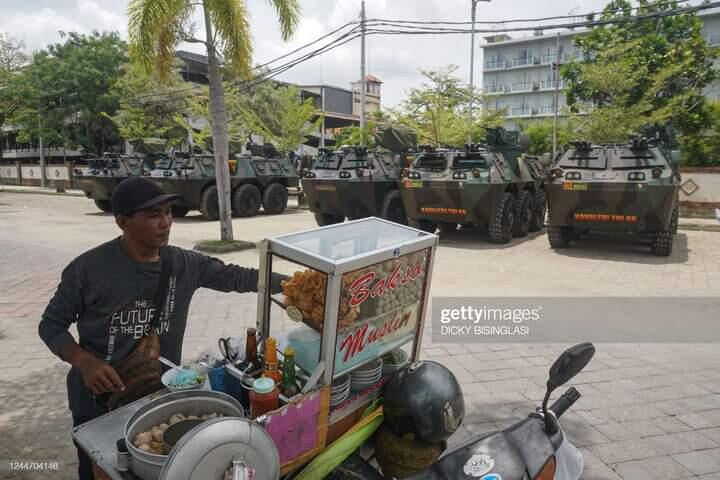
481;9;720;131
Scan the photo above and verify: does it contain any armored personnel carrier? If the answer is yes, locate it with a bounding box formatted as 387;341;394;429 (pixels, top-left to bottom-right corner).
149;145;298;220
74;152;155;212
399;128;547;243
545;138;681;256
302;125;416;226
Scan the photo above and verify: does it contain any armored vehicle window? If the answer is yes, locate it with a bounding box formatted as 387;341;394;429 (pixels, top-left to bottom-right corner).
610;149;665;169
558;150;607;170
452;153;488;169
413;153;447;171
314;153;342;169
155;157;174;169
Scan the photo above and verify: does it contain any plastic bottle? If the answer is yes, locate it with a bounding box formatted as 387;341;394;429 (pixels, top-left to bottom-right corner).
249;377;279;418
262;337;282;384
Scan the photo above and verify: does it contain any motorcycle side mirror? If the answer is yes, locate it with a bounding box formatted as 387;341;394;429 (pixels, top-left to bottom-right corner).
547;342;596;391
542;342;595;433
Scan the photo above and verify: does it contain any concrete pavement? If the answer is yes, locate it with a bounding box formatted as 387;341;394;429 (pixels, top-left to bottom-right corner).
1;191;719;479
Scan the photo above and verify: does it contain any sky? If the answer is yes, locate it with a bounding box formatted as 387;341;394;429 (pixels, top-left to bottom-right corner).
1;0;615;107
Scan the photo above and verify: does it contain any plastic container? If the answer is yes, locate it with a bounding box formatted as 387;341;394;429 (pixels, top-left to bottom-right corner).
209;366;226;392
249;377;279;418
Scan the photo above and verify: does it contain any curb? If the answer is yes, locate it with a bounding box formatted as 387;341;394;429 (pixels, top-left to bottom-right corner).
0;187;85;197
678;223;720;232
193;240;257;254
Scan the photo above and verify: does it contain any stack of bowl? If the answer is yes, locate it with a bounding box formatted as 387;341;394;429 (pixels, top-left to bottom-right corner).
350;359;383;392
330;375;350;406
382;349;409;378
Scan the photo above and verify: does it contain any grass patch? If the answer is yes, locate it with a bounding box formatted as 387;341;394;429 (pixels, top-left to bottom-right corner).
193;239;256;254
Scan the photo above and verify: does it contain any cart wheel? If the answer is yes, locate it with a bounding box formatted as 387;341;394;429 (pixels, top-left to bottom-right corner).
199;185;220;221
380;190;408;225
262;183;288;215
94;199;112;213
232;184;262;217
314;212;345;226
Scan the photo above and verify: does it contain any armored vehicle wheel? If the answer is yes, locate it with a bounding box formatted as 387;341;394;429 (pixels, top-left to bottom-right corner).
380;190;408;225
529;190;546;232
171;205;190;218
651;231;673;256
489;192;516;244
232;184;261;217
314;212;345;226
262;183;288;215
94;199;112;213
512;191;533;238
548;225;572;248
411;220;437;233
670;204;679;234
437;222;457;233
199;185;220;220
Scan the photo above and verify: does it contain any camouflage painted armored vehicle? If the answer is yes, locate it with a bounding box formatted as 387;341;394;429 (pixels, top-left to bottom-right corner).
74;152;155;212
150;145;298;220
302;125;416;226
545;138;681;256
399;128;547;243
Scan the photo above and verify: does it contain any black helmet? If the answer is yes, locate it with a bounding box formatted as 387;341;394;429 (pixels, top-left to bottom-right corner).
383;361;465;443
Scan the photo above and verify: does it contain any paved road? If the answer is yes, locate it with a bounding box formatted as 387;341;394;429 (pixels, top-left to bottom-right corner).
1;192;719;479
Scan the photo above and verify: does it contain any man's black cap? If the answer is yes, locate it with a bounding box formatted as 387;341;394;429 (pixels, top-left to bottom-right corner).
111;177;182;216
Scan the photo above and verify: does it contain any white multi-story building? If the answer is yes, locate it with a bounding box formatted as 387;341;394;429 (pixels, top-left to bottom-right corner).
481;9;720;131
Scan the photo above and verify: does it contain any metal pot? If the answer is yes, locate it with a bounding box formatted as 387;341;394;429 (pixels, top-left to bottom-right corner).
123;390;244;480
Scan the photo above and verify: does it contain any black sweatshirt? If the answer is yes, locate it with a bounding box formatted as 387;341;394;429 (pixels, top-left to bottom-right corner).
38;238;283;417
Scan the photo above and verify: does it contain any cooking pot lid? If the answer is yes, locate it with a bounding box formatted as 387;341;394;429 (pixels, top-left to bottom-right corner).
159;417;280;480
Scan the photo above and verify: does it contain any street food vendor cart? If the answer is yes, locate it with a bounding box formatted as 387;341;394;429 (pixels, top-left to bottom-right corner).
73;217;438;480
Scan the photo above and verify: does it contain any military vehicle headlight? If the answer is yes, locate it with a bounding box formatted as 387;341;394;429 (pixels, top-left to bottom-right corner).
628;172;646;181
408;171;421;179
339;171;352;179
550;168;564;179
73;169;82;176
652;167;663;178
565;171;582;181
452;171;467;180
163;170;173;177
304;171;316;178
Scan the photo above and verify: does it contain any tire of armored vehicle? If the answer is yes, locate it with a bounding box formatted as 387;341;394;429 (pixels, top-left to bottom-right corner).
303;147;410;227
545;139;681;257
399;128;547;244
150;151;298;221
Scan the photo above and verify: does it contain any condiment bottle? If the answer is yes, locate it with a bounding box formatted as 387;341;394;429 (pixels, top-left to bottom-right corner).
262;337;282;384
281;347;300;398
249;377;279;418
244;328;258;371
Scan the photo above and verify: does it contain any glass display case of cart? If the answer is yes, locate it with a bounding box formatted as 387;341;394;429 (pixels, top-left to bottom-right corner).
254;217;438;475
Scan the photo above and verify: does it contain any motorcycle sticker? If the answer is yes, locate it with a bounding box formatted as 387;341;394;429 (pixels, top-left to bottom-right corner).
463;454;494;477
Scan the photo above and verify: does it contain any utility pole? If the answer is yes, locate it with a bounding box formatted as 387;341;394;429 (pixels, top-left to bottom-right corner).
360;0;367;147
552;32;561;159
38;114;46;188
466;0;491;146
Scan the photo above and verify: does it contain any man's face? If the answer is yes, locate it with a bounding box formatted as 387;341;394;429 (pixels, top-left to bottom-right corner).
116;202;173;248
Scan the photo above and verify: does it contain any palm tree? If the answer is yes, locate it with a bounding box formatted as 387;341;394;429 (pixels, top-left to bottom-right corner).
128;0;300;240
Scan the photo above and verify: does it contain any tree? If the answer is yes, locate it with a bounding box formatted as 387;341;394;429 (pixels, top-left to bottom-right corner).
107;62;196;149
389;65;504;147
678;100;720;165
129;0;300;241
563;0;717;142
9;31;127;154
334;111;387;148
0;33;29;151
519;119;575;155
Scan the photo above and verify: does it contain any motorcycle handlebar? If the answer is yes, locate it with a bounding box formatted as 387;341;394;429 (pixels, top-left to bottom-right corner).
549;387;581;419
